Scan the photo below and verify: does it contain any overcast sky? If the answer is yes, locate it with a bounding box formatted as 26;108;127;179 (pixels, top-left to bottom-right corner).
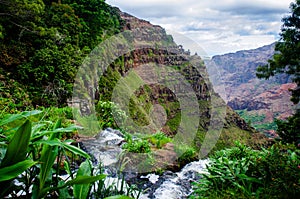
106;0;292;57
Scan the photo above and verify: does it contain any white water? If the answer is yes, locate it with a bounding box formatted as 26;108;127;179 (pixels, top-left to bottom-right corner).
141;159;210;199
82;129;210;199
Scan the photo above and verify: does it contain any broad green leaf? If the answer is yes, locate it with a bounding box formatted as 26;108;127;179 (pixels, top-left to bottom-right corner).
39;145;58;193
290;152;298;161
0;110;42;126
63;160;72;176
40;175;106;198
53;119;62;130
65;175;106;186
104;196;134;199
36;138;62;146
236;174;262;184
0;142;7;146
43;125;83;134
61;142;90;158
31;123;46;134
0;160;37;182
39;127;60;196
74;160;92;199
31;125;82;140
36;139;89;158
52;125;83;132
58;180;72;199
0;120;32;167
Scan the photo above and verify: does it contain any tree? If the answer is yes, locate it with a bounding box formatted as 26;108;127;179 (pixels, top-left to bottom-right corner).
0;0;123;107
257;0;300;145
257;0;300;104
0;0;45;39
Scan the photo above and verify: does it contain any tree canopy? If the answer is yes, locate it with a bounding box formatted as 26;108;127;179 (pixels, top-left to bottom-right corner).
0;0;123;107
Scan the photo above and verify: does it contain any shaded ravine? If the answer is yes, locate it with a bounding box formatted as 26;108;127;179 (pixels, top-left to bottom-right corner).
80;128;209;198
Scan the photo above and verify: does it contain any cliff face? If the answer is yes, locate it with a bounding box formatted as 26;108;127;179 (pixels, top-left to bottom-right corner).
93;9;261;149
207;43;297;133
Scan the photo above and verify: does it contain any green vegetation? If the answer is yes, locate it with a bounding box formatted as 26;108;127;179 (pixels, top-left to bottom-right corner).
194;4;300;191
275;110;300;144
175;144;197;166
236;109;266;124
257;0;300;105
1;0;299;198
147;131;172;149
0;0;122;107
119;130;198;172
236;109;277;132
0;110;137;198
122;131;172;153
96;101;127;130
122;133;151;154
257;0;300;145
190;142;300;199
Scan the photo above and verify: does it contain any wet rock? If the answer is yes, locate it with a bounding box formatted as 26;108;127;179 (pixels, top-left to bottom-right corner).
140;159;210;199
81;128;125;168
81;128;211;198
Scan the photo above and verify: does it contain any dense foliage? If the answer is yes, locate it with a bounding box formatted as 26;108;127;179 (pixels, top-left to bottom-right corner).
191;142;300;199
192;2;300;198
0;0;122;107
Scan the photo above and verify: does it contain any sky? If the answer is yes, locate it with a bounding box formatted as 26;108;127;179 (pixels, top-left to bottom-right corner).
106;0;292;57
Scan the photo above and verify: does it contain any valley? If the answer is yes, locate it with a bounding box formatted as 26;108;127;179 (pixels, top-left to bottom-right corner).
0;0;299;198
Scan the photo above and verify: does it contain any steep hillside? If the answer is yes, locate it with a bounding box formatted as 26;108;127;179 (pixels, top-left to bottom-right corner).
0;0;264;156
92;9;265;152
206;43;297;134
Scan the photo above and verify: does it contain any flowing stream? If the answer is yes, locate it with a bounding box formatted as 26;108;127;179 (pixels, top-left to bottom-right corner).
81;128;209;199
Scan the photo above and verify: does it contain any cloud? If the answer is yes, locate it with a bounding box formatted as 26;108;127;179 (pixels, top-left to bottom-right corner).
106;0;292;56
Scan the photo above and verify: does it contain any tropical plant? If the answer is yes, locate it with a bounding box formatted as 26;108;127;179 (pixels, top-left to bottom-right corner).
0;110;136;198
92;164;142;199
190;142;300;199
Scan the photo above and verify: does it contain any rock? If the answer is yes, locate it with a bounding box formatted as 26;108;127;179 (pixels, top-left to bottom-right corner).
81;128;125;167
206;43;297;132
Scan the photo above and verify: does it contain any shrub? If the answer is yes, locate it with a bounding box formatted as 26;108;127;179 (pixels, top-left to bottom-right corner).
275;110;300;145
175;144;197;166
122;137;151;154
190;142;300;199
147;131;171;149
95;101;127;130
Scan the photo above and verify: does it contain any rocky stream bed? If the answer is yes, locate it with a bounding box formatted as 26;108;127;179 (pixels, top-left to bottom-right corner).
80;128;210;199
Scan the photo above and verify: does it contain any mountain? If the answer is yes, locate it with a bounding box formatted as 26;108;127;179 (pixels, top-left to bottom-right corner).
94;9;266;151
0;0;265;160
206;43;297;134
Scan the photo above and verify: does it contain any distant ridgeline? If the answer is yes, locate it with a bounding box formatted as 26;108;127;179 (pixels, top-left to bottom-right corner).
206;43;297;135
0;0;265;152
